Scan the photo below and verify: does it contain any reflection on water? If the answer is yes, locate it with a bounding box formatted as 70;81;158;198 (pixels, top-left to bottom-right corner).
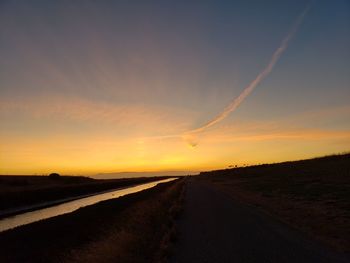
0;178;177;232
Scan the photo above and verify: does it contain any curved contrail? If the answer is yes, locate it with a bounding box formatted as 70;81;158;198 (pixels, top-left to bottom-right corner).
185;5;310;139
142;5;310;147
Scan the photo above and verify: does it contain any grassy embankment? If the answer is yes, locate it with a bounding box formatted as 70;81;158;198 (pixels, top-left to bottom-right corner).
0;178;185;263
199;153;350;252
0;175;175;213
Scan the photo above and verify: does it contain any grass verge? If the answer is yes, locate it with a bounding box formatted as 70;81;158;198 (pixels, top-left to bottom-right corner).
199;153;350;252
0;178;185;263
0;175;174;212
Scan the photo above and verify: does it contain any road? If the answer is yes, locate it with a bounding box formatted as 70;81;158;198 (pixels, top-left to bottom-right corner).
171;180;349;263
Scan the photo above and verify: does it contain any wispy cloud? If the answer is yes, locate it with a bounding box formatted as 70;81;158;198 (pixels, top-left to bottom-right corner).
184;5;310;142
0;96;195;134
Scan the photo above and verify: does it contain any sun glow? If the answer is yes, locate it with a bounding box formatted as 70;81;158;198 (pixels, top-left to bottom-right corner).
1;1;349;175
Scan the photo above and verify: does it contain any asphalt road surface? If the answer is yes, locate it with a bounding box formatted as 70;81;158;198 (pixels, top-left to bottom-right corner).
171;180;349;263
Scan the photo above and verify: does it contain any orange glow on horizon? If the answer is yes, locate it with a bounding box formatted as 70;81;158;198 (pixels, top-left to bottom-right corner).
1;104;349;175
1;2;349;175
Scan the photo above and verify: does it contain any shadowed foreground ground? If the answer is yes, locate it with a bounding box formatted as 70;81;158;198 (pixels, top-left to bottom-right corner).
0;179;184;263
0;175;174;213
198;154;350;251
171;179;349;263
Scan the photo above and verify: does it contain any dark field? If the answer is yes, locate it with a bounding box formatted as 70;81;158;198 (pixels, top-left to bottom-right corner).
0;175;175;214
0;178;184;263
199;153;350;252
1;154;348;262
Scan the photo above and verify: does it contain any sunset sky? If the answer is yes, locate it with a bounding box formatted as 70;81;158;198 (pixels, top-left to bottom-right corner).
1;0;349;175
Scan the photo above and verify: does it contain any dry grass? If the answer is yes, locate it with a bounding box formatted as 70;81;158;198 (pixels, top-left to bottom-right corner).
155;182;186;262
0;178;185;263
0;175;174;212
63;179;185;263
199;153;350;252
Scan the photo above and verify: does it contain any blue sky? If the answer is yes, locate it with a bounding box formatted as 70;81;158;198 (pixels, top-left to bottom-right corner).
0;0;349;174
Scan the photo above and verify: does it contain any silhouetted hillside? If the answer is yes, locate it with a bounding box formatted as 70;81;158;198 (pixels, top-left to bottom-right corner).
198;153;350;251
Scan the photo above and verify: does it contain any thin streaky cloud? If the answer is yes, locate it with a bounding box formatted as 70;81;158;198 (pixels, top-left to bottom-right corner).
185;5;311;137
141;5;311;146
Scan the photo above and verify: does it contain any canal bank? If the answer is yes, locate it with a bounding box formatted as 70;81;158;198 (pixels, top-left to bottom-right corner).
0;178;184;263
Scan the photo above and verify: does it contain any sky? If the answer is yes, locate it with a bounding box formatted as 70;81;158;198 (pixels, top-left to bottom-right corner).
0;0;349;175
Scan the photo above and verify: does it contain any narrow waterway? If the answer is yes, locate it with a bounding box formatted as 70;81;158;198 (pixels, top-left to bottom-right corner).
0;178;177;232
